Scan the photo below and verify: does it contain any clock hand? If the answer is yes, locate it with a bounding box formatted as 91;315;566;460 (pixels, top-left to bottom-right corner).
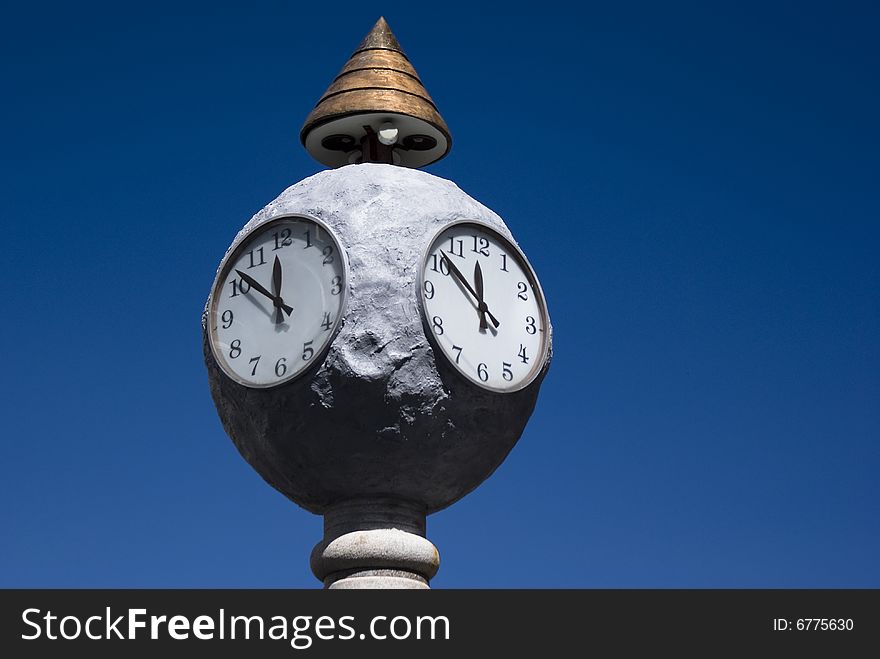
473;260;488;330
439;251;500;331
236;268;273;300
272;256;284;324
440;249;480;300
473;260;500;330
236;268;294;317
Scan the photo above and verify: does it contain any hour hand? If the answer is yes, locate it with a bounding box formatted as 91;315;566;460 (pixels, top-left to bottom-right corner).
272;257;285;324
473;261;500;330
440;251;500;330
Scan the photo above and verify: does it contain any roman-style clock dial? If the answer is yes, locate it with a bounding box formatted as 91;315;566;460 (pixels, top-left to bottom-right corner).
420;220;550;392
208;215;347;388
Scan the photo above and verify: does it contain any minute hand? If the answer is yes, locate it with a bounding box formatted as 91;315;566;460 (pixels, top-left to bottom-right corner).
235;269;293;316
440;251;500;329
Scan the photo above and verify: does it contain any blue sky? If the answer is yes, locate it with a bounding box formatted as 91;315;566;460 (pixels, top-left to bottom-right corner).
1;1;877;587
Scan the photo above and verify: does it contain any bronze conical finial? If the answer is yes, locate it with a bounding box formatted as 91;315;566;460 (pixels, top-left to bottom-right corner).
301;17;452;169
356;16;403;53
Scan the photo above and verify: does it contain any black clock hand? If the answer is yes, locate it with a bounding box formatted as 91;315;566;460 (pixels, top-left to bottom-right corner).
440;251;500;330
236;269;273;300
440;250;480;301
236;268;293;317
272;256;285;324
473;260;500;330
473;259;488;330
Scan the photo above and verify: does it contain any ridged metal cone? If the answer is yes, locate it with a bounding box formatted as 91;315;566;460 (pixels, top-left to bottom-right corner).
300;17;451;167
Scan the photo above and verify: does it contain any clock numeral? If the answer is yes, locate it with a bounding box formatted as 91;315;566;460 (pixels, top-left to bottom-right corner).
517;282;529;301
330;276;342;295
229;339;241;359
477;363;489;382
500;253;509;272
322;245;334;266
471;235;490;257
432;316;444;335
429;254;450;275
448;237;465;258
273;228;292;250
275;357;287;377
525;316;537;334
502;362;513;381
228;277;250;297
423;280;435;300
518;344;530;364
303;229;312;249
248;355;261;376
321;312;332;331
221;310;234;329
452;344;463;364
246;247;266;269
302;341;314;361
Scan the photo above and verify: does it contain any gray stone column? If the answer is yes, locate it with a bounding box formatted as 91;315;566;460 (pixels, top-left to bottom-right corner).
310;498;440;589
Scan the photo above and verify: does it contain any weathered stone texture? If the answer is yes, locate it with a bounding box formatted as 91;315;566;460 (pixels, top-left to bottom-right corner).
203;164;551;513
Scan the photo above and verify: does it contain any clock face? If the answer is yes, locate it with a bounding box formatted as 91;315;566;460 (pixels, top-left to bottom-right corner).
419;221;550;392
208;215;347;388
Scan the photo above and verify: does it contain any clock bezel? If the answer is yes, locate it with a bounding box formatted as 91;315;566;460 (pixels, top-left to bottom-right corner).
417;219;551;393
207;213;350;389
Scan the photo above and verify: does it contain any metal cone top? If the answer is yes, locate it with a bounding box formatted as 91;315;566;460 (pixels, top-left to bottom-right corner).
355;15;403;52
301;17;452;168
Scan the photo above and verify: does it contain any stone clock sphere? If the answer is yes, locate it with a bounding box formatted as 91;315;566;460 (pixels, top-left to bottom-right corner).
203;164;552;514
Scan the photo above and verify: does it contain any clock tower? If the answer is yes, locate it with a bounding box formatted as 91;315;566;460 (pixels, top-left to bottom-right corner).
203;17;552;588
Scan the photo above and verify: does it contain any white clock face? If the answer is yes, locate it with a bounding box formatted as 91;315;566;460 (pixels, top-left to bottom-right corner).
420;221;550;392
208;215;347;387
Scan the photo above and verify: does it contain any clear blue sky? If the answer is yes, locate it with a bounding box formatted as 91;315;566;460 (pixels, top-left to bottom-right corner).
2;1;877;587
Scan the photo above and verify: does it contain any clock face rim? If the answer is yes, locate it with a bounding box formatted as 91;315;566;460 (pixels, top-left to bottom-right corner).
207;213;350;389
417;219;551;394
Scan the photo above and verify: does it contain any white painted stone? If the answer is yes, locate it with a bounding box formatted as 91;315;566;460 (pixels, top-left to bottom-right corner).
314;529;439;582
204;164;551;514
330;576;428;590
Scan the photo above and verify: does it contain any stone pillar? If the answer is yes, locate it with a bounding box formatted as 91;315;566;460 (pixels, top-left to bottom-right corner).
310;498;440;589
